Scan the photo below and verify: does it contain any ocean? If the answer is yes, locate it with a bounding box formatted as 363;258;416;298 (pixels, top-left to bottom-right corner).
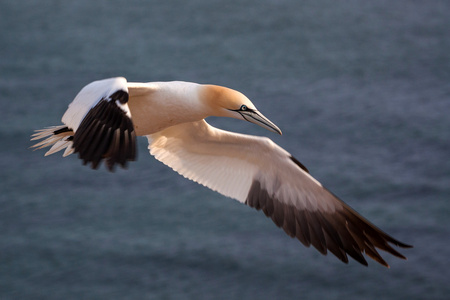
1;0;449;299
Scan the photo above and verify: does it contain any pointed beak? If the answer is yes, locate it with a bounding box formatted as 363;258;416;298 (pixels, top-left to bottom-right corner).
240;110;282;135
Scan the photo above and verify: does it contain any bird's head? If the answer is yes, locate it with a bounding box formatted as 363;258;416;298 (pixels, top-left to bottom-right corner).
200;85;282;135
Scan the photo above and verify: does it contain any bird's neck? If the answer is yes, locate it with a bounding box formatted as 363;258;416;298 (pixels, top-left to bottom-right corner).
129;81;210;136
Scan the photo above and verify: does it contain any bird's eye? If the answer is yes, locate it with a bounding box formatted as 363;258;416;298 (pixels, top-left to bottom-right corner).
240;105;248;111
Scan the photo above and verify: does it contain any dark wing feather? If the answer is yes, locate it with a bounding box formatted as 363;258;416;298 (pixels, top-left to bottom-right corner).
72;93;136;171
246;179;412;267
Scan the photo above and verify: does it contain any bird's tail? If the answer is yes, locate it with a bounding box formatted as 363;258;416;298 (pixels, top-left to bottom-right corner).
30;125;75;157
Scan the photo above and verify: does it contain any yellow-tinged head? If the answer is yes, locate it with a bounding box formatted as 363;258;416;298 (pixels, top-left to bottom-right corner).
199;85;282;135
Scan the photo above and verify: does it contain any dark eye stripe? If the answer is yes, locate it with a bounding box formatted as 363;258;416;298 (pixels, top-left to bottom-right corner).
229;105;254;113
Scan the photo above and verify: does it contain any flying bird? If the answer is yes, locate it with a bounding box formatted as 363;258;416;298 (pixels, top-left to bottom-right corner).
31;77;412;267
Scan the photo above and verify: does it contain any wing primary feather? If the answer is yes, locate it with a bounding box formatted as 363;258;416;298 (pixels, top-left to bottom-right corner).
282;204;297;238
295;220;311;247
316;213;345;249
245;180;261;209
79;120;102;164
71;97;136;171
323;230;349;263
362;241;389;267
106;129;120;171
84;123;106;167
262;193;275;218
335;217;369;266
304;210;328;255
295;210;312;247
271;197;285;228
341;204;411;260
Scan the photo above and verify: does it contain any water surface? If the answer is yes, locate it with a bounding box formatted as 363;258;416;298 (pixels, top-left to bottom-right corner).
1;1;449;299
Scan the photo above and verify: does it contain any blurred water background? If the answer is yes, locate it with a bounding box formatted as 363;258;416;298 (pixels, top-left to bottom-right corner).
1;0;449;299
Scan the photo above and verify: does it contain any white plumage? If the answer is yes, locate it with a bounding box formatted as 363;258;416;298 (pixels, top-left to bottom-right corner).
31;77;412;267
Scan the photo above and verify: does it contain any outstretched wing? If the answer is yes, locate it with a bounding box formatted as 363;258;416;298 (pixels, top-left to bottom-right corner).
31;77;136;171
147;120;412;267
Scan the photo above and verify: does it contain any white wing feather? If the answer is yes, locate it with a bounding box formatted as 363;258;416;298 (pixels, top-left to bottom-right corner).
146;120;412;267
148;121;257;201
61;77;130;131
147;120;337;213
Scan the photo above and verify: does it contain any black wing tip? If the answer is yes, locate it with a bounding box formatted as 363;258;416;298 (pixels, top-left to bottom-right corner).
393;240;414;249
72;99;136;172
246;179;412;268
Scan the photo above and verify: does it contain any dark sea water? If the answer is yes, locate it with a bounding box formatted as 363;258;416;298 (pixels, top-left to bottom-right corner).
1;0;449;299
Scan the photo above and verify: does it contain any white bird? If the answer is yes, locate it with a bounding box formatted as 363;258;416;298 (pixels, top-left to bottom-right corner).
31;77;411;267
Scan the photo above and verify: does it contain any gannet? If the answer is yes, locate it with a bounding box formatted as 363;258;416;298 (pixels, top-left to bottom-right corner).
31;77;412;267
